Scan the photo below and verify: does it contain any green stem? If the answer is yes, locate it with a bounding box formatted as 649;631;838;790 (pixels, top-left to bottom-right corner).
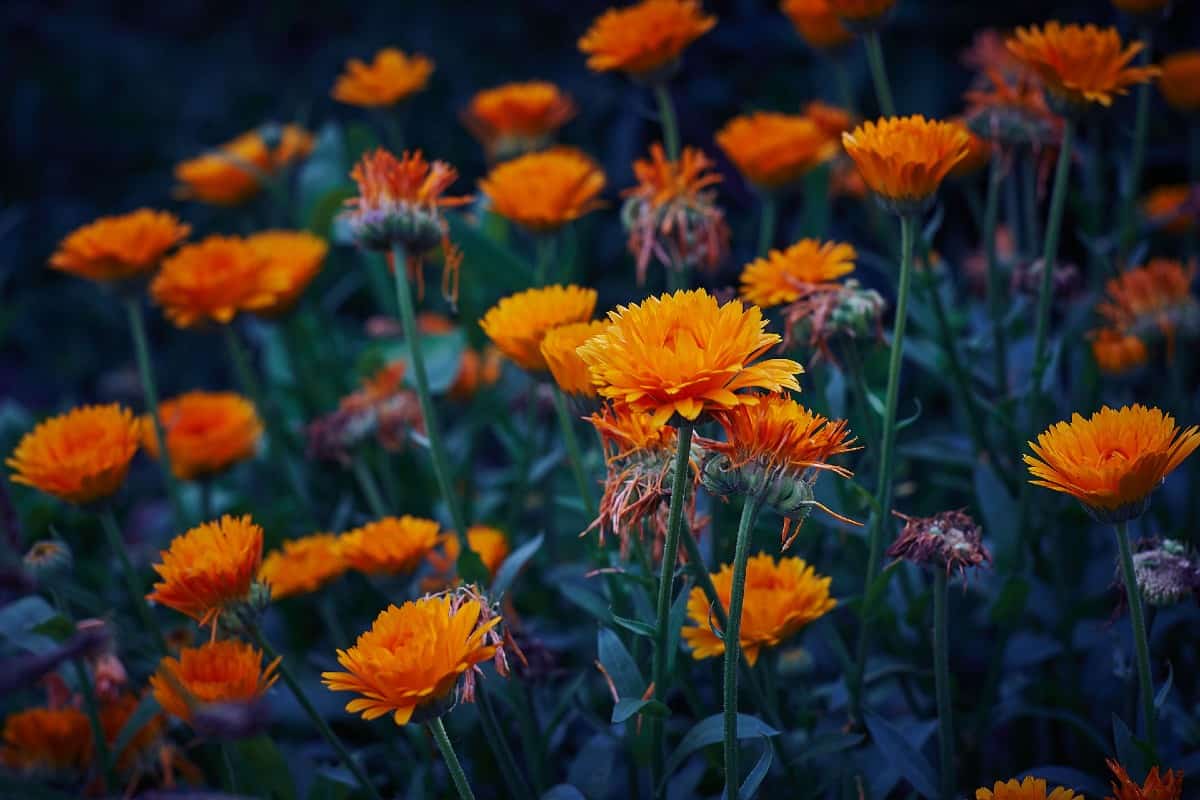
353;456;389;518
933;569;954;800
757;195;778;258
222;742;239;793
553;388;596;517
653;83;681;161
863;31;896;117
982;154;1009;397
99;508;166;654
1114;521;1157;755
723;493;764;800
75;659;118;792
429;717;477;800
1021;155;1040;259
1118;26;1153;262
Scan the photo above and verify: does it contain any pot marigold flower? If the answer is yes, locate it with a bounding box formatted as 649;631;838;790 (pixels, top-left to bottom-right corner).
245;230;328;316
682;553;835;665
577;289;803;425
542;320;609;397
1107;761;1184;800
0;707;92;774
49;209;190;283
887;509;991;576
578;0;716;80
827;0;895;29
1096;260;1199;353
964;68;1062;148
1090;328;1149;375
332;47;433;108
739;238;856;308
842;116;970;215
323;589;505;725
142;391;262;481
151;236;287;328
975;777;1079;800
306;361;424;464
781;0;853;50
148;515;264;628
1159;51;1200;112
479;147;606;232
463;81;576;160
427;525;511;583
7;404;140;505
480;284;598;371
175;124;313;206
339;515;441;576
716;112;838;191
1026;404;1200;523
259;533;347;600
1142;185;1198;235
150;640;279;723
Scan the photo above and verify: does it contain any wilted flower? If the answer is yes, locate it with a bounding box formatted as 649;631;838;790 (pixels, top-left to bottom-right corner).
964;69;1062;147
780;278;886;362
541;320;609;397
1142;185;1198;235
479;147;606;232
887;509;991;576
148;515;265;628
245;230;328;316
49;209;190;284
142;391;262;481
1124;539;1200;607
1090;328;1149;375
463;81;576;160
305;362;423;464
151;640;279;724
338;515;441;576
480;284;598;371
842;115;970;215
1106;758;1184;800
174;124;313;206
0;707;92;775
781;0;853;50
826;0;895;30
716;112;838;191
578;0;716;81
259;533;347;600
426;525;511;586
1158;51;1200;113
975;777;1079;800
739;239;856;308
1096;260;1199;356
332;48;433;107
151;235;287;328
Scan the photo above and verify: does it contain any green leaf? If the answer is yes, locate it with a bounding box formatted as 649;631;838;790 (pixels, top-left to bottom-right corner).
611;698;669;724
864;712;938;799
491;533;542;598
974;461;1017;551
0;596;59;654
236;735;299;800
456;548;491;588
296;123;350;229
738;737;773;800
559;584;612;624
791;732;865;763
989;578;1030;627
110;696;161;766
31;614;74;642
1155;661;1174;710
597;628;644;699
662;713;778;783
610;613;656;639
861;561;902;620
381;329;468;396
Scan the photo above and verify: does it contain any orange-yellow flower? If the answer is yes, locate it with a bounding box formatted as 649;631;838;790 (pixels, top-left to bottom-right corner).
0;707;92;774
479;147;606;232
1096;259;1197;345
463;81;576;159
323;592;502;725
1142;185;1197;235
332;48;433;107
174;125;313;206
842;115;970;213
1106;758;1184;800
7;404;140;505
259;533;347;600
827;0;895;27
1158;51;1200;112
781;0;853;50
142;391;262;481
480;285;598;371
578;0;716;78
1025;404;1200;521
578;289;802;425
245;230;328;316
427;526;511;581
541;320;609;396
151;236;288;328
148;515;264;627
716;112;838;190
338;515;441;576
150;640;279;723
49;209;190;283
345;148;470;254
706;394;858;474
682;553;835;665
1090;328;1149;375
975;777;1079;800
1006;23;1160;111
739;238;857;307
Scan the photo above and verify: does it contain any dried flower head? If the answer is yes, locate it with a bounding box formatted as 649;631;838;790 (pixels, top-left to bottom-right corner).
148;515;265;628
827;0;895;30
578;0;716;80
151;640;279;724
975;777;1079;800
1096;260;1199;356
245;230;328;316
781;0;853;50
427;526;511;585
1106;758;1184;800
717;112;838;191
479;147;606;232
151;235;287;328
1142;185;1198;235
780;278;886;362
480;284;598;371
964;69;1062;147
1124;539;1200;607
332;48;433;107
49;209;190;284
887;509;991;576
338;515;441;576
306;361;423;465
1158;51;1200;113
542;320;610;397
1090;328;1149;375
842;115;970;215
174;124;313;206
0;707;92;775
259;533;347;600
463;81;576;160
739;239;856;308
142;391;262;481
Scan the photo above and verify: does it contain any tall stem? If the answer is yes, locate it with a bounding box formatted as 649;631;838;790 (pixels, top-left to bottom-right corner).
932;569;955;800
653;83;681;161
864;31;896;117
429;717;477;800
553;388;596;517
1118;27;1153;262
99;507;166;653
983;154;1009;397
353;457;389;518
723;494;764;800
757;195;778;258
75;658;117;792
1114;521;1157;754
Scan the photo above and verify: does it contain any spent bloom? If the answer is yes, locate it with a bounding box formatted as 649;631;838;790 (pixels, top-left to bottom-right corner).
49;209;190;284
142;391;262;481
245;230;328;316
887;509;991;577
739;238;856;308
151;235;287;328
781;0;853;50
1158;51;1200;113
578;0;716;80
463;81;576;160
0;707;92;775
975;777;1079;800
1106;759;1184;800
1125;539;1200;607
717;112;838;191
780;278;886;362
1096;260;1199;356
306;361;423;465
148;515;265;628
332;47;433;107
480;284;598;371
174;124;313;206
541;320;610;397
338;515;441;576
964;68;1062;148
1142;185;1198;235
842;115;970;215
259;533;347;600
150;640;279;724
479;147;606;232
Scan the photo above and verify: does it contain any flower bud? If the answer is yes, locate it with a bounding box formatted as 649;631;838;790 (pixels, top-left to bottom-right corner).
22;540;73;581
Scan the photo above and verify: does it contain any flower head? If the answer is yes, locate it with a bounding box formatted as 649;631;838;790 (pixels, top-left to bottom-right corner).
577;289;803;425
306;361;424;465
339;515;441;576
259;533;347;600
827;0;895;30
245;230;328;316
975;777;1079;800
682;554;835;665
427;526;511;584
964;68;1062;147
23;539;73;578
49;209;190;283
1090;328;1149;375
948;119;992;178
717;112;838;191
463;81;576;160
780;279;886;362
332;48;433;107
740;239;856;308
480;284;597;371
479;147;606;232
1126;539;1200;607
8;404;140;505
1096;260;1199;353
804;100;855;139
151;235;287;328
578;0;716;80
142;391;262;481
0;707;92;775
1106;759;1184;800
174;124;313;206
1142;185;1198;235
1025;404;1200;522
1159;51;1200;112
781;0;853;50
542;320;610;396
887;509;991;576
842;115;969;214
150;640;279;723
148;515;264;627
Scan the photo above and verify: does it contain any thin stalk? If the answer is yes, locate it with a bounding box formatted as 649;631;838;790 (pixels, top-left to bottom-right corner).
653;83;681;161
983;154;1008;397
1021;155;1040;258
99;508;166;653
863;31;896;117
757;195;778;257
723;493;764;800
429;717;477;800
222;743;239;793
353;456;389;518
933;570;954;800
553;388;596;517
75;659;117;792
1114;521;1157;754
1118;26;1153;262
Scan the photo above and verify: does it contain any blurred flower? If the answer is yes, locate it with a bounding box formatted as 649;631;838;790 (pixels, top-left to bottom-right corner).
142;391;262;481
259;533;347;600
306;362;423;465
780;279;886;362
479;147;606;232
463;81;576;160
0;707;91;775
781;0;853;50
22;540;72;580
842;115;969;215
948;119;992;178
100;691;165;774
1126;539;1200;607
804;100;855;139
1158;51;1200;112
480;284;598;371
1142;185;1198;235
541;320;609;397
426;525;511;586
717;112;838;191
174;124;313;206
1011;255;1082;301
682;553;835;665
887;509;991;576
7;404;140;505
151;235;287;328
332;48;433;107
151;640;279;724
578;0;716;80
1106;759;1183;800
339;515;441;576
975;777;1079;800
245;230;328;316
577;289;802;425
148;515;264;628
827;0;895;29
739;238;856;308
1111;0;1169;14
1096;260;1199;356
1025;404;1200;523
964;69;1062;147
48;209;190;284
1090;328;1149;375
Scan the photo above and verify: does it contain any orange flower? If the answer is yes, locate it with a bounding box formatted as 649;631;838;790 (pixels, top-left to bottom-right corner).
948;119;992;178
245;230;328;316
479;147;606;232
1159;51;1200;112
781;0;853;50
541;320;610;396
100;692;165;773
463;81;576;159
49;209;190;283
827;0;895;27
706;394;858;474
427;525;511;581
338;515;441;575
449;346;503;401
142;391;262;481
175;124;313;206
1106;758;1184;800
323;590;504;725
0;707;92;774
1006;23;1160;111
682;553;836;665
1142;185;1197;234
148;515;264;627
1090;328;1149;375
332;48;433;107
480;284;598;371
577;289;803;425
842;115;969;213
804;100;855;139
739;238;857;307
1025;404;1200;521
716;112;838;190
7;404;140;505
964;68;1062;147
975;777;1079;800
150;640;279;723
578;0;716;79
1096;259;1197;345
151;236;288;328
259;533;347;599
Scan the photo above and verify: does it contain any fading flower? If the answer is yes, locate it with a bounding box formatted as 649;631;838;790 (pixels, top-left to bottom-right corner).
174;124;313;206
842;115;969;215
964;68;1062;147
151;640;279;724
338;515;441;576
463;81;576;160
0;707;91;775
780;278;886;362
975;777;1079;800
578;0;716;80
1096;259;1199;356
887;509;991;576
151;235;287;328
305;362;423;465
142;391;262;481
245;230;328;316
716;112;838;191
479;147;606;232
259;533;347;600
332;48;433;107
1090;328;1149;375
739;238;856;308
1158;51;1200;113
148;515;264;628
541;320;610;397
99;691;165;774
49;209;190;284
1106;758;1184;800
480;284;598;371
1142;185;1198;235
1125;539;1200;607
781;0;853;50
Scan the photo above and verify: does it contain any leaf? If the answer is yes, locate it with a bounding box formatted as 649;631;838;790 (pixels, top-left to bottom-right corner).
859;561;902;620
612;698;669;724
566;733;617;799
491;533;542;598
895;398;923;432
791;732;865;763
974;461;1017;552
110;696;161;767
1003;632;1063;669
738;737;773;800
381;329;468;396
864;711;938;799
0;596;59;654
31;614;74;642
1154;661;1173;710
1112;714;1145;779
559;585;613;624
541;786;588;800
610;613;656;639
662;713;778;782
296;123;350;229
455;548;491;588
989;578;1029;627
235;735;299;800
597;628;644;699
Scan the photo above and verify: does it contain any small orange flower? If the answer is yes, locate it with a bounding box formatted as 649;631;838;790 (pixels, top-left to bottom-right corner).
975;777;1079;800
827;0;895;27
332;48;433;107
479;147;606;232
706;394;858;474
259;533;347;600
716;112;838;191
1025;404;1200;521
245;230;328;316
1096;259;1198;346
1090;328;1149;375
175;125;313;206
682;553;836;665
49;209;190;283
463;81;576;159
7;404;140;505
0;707;92;774
842;115;970;213
541;320;610;396
148;515;264;627
338;515;441;576
151;236;287;328
781;0;853;50
1106;758;1184;800
1158;51;1200;112
428;525;511;581
739;238;857;307
142;391;262;481
480;284;598;371
150;640;279;723
804;100;855;140
578;0;716;79
1142;185;1197;235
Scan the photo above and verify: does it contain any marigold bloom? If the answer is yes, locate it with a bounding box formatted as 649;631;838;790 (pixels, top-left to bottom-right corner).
323;591;503;725
175;125;313;206
1159;51;1200;112
739;239;856;307
1091;328;1149;375
332;48;433;108
0;707;92;774
541;320;609;396
578;0;716;79
1142;185;1197;235
463;81;576;160
1006;23;1160;111
479;148;606;232
781;0;853;50
577;289;803;425
148;515;264;627
259;533;347;600
1107;758;1184;800
7;404;140;505
1096;260;1199;350
142;391;262;481
306;361;423;464
1026;404;1200;522
964;68;1062;147
827;0;895;28
804;100;855;140
842;115;969;214
682;553;835;665
151;640;279;723
428;526;511;580
151;236;287;328
480;284;597;371
245;230;328;316
49;209;190;283
339;515;441;576
975;777;1079;800
717;112;838;191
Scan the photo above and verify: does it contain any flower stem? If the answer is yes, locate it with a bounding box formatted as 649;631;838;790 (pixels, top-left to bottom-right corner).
932;569;955;800
429;717;477;800
982;154;1008;398
352;456;389;518
653;83;681;162
723;493;764;800
98;507;166;654
75;658;118;792
757;195;778;258
553;387;596;517
222;742;239;793
864;31;896;117
1114;521;1157;755
1118;26;1153;262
